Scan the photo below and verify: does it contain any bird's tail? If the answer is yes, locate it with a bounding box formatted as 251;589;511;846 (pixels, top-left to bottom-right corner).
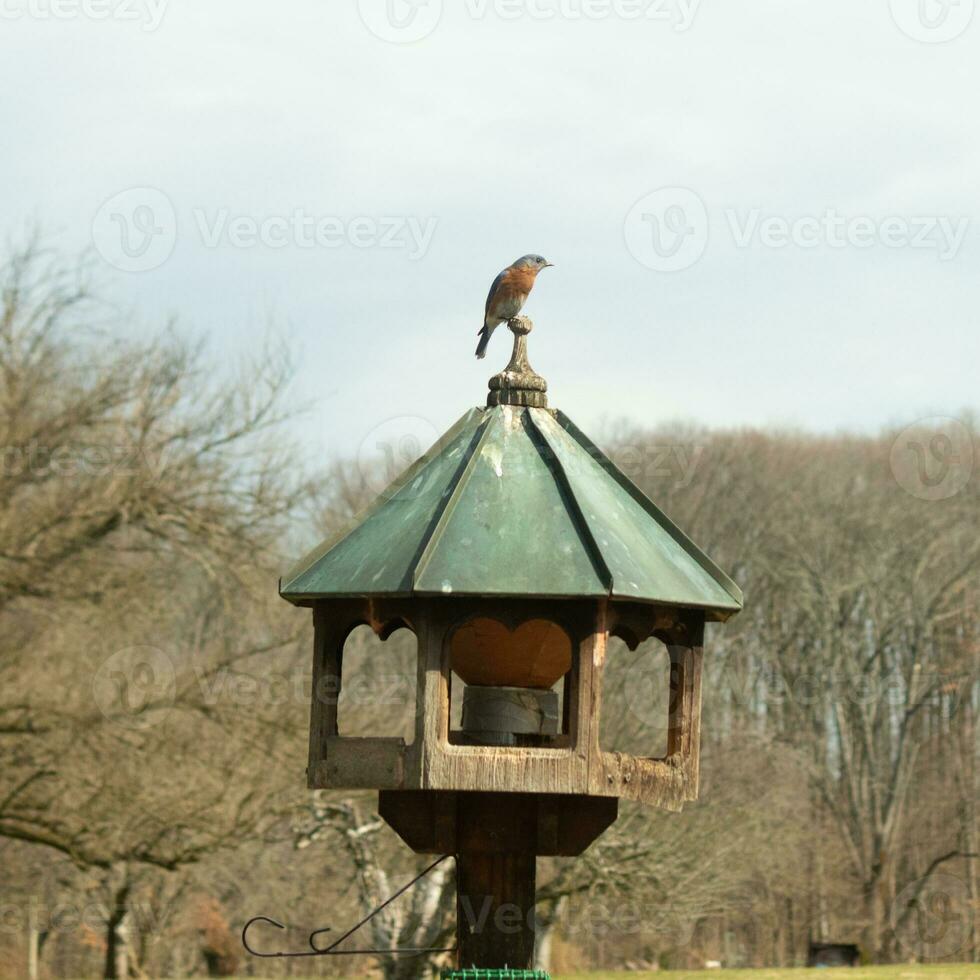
475;324;493;359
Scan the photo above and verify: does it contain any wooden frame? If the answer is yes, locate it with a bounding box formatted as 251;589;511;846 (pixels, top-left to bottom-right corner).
306;597;706;811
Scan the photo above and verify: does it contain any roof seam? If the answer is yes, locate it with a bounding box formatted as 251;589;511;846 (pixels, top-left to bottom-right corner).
280;407;481;597
524;408;615;593
411;409;495;590
554;410;744;608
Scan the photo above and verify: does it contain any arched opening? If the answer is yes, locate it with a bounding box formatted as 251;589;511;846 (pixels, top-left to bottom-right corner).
600;634;671;759
337;623;417;744
447;617;573;747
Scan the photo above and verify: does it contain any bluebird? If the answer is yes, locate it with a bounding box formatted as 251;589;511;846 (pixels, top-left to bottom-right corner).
476;254;554;359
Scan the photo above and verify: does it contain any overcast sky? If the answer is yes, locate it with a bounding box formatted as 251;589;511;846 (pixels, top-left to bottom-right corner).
2;0;977;464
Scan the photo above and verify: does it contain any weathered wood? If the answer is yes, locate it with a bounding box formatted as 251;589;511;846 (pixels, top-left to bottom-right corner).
540;793;618;855
306;604;342;787
486;316;548;410
667;644;686;758
454;792;538;969
659;611;705;801
597;754;687;810
310;736;405;789
378;790;457;853
308;598;705;808
457;851;536;969
609;603;678;649
307;597;421;789
683;615;705;801
418;604;452;789
379;791;617;857
585;601;608;797
424;617;597;793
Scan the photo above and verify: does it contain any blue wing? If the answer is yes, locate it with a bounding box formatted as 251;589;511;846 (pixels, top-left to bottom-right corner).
484;270;506;320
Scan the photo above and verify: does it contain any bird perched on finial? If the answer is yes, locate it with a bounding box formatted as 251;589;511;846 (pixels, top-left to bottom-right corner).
476;254;553;359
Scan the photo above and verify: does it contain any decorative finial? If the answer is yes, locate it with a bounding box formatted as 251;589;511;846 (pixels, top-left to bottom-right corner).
487;316;548;408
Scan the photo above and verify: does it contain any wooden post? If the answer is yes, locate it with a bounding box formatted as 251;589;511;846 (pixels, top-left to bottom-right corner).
455;791;538;969
307;603;342;783
456;851;536;969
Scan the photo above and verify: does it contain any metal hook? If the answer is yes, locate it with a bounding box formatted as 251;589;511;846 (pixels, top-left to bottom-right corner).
241;916;296;958
242;855;456;959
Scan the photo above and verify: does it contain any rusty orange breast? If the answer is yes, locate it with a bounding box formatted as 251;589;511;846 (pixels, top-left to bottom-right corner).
502;266;539;293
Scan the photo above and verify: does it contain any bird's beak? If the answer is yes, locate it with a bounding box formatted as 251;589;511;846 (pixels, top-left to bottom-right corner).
544;262;555;268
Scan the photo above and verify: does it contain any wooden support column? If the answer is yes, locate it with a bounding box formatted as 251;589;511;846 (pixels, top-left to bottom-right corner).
456;851;536;970
455;791;537;969
307;603;342;785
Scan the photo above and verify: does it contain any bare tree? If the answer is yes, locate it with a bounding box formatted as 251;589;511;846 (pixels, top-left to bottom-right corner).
0;238;309;977
295;794;455;980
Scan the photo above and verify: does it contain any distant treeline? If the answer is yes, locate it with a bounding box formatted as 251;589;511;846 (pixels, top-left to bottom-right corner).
0;240;976;977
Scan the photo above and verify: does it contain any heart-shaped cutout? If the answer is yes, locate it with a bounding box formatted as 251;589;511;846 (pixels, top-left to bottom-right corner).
450;618;571;689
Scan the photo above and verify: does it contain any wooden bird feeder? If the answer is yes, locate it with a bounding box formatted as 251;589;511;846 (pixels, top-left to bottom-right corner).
280;317;742;973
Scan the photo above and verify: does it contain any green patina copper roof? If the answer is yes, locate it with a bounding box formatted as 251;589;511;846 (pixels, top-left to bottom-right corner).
280;405;742;619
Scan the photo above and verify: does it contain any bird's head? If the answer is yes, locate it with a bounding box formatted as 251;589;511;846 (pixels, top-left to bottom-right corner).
514;254;554;274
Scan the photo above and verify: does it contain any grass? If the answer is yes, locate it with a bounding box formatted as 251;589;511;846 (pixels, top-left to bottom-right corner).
559;967;976;980
191;968;976;980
